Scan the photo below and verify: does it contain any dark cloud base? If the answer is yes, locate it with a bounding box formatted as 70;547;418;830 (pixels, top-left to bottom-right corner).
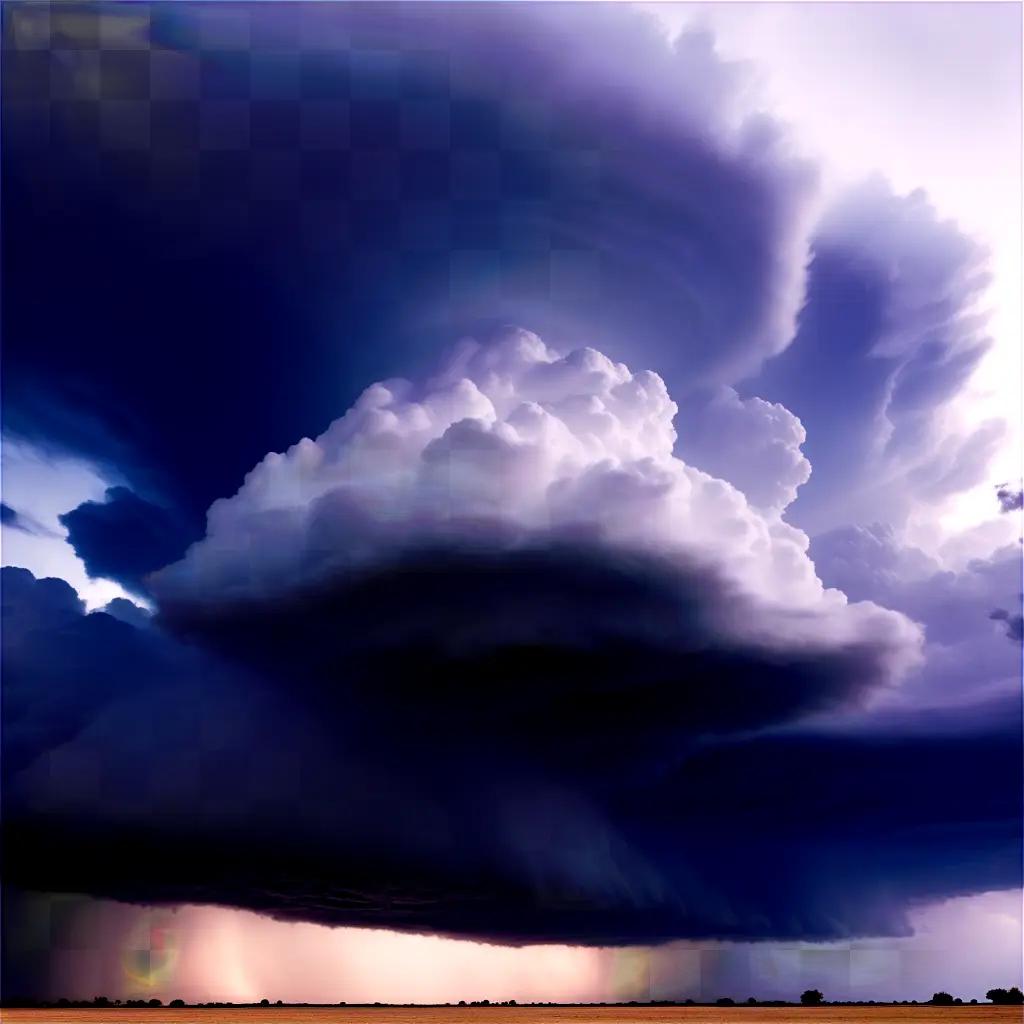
3;564;1020;946
158;545;898;750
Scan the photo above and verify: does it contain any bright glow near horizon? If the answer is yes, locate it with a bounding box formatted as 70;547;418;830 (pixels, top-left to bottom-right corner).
34;888;1021;1005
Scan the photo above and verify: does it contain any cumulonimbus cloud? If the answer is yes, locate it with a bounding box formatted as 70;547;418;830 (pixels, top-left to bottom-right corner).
2;0;1019;962
2;334;954;947
154;329;920;679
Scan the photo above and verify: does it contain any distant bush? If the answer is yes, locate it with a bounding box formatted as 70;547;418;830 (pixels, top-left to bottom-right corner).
801;989;824;1006
931;992;955;1006
715;997;735;1006
169;999;185;1007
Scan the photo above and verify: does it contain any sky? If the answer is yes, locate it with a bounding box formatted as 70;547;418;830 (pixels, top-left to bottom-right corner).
1;0;1021;1007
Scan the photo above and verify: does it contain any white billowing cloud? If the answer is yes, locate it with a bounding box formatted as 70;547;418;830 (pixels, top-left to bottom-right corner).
676;387;811;513
155;330;920;669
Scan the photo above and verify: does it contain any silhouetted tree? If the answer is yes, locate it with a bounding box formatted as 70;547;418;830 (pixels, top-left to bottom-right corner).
931;992;955;1005
801;989;824;1006
716;997;735;1006
148;998;162;1006
169;999;185;1007
260;998;270;1006
746;996;758;1005
987;987;1024;1005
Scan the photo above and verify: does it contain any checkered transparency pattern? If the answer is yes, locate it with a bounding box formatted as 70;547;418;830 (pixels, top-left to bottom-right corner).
3;1;608;318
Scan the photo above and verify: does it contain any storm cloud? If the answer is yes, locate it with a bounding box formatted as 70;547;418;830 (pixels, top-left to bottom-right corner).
2;560;1018;945
1;0;1019;969
5;337;1016;947
152;332;915;664
3;1;816;535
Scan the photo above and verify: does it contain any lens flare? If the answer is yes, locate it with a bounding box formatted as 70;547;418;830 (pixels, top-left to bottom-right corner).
121;911;180;992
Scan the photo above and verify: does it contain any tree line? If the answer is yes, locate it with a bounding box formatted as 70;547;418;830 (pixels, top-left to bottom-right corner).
5;985;1022;1008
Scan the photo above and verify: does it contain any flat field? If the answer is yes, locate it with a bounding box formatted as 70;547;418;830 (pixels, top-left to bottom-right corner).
3;1007;1021;1024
